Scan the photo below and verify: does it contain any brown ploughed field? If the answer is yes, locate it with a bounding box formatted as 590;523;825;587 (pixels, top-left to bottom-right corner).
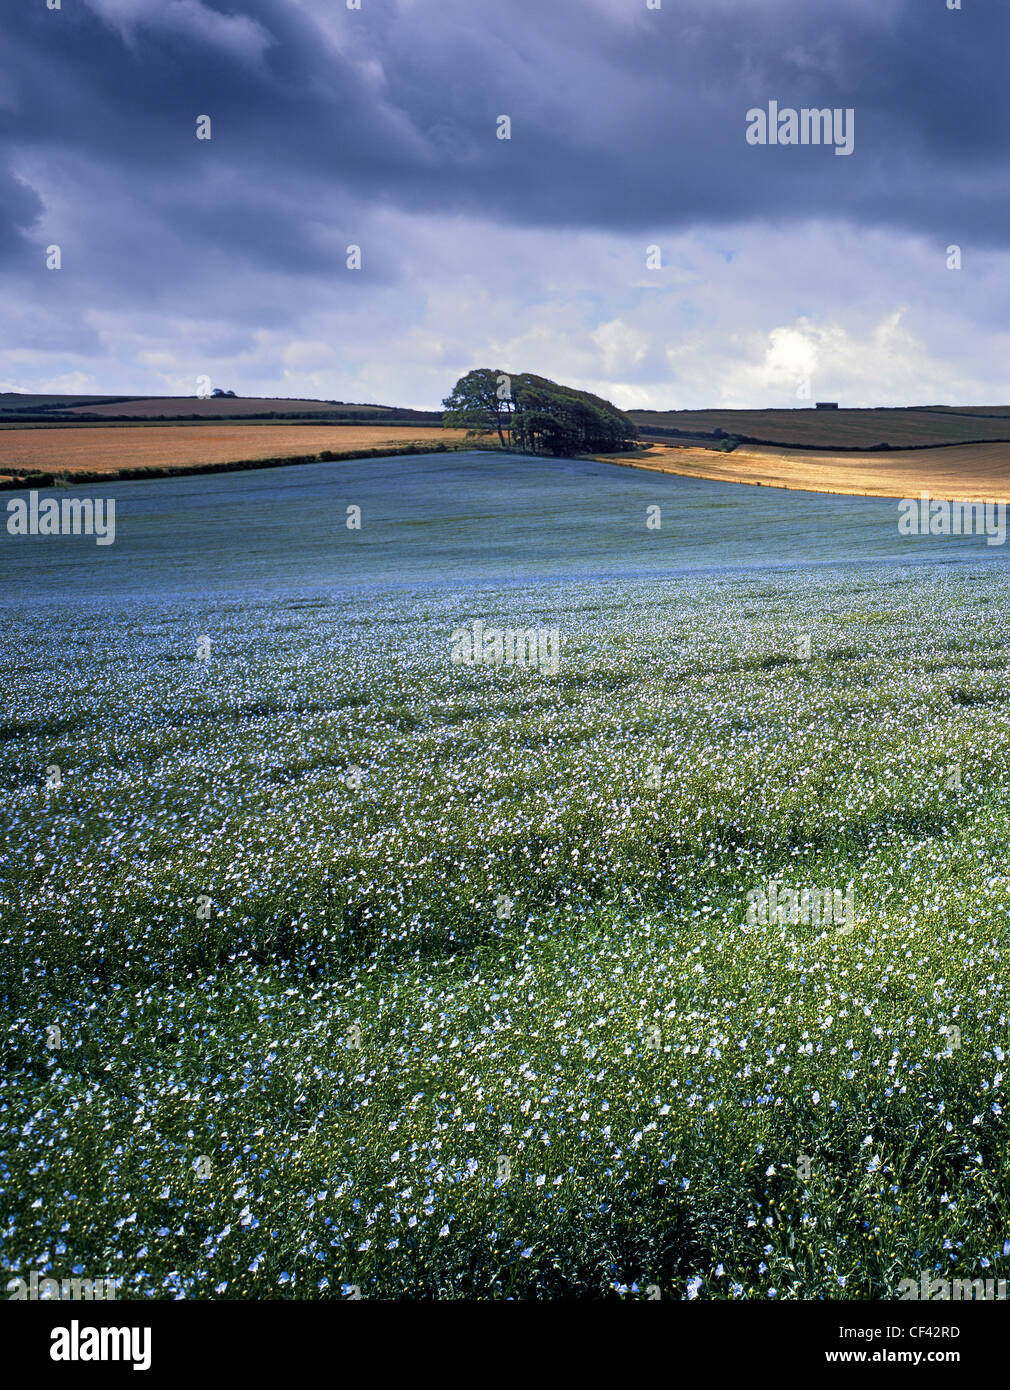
0;424;472;484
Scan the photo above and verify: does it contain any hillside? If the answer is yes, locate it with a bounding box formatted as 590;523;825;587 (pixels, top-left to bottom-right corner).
617;439;1010;501
629;406;1010;451
0;423;473;487
0;393;441;425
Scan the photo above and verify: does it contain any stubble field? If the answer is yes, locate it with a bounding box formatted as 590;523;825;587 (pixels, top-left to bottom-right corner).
0;424;470;485
623;441;1010;502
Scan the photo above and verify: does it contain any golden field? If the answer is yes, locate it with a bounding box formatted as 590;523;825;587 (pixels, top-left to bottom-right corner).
612;440;1010;502
5;420;1010;502
0;424;472;483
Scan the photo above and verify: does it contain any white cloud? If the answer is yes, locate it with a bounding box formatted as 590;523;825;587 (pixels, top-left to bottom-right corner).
4;208;1009;411
281;341;339;370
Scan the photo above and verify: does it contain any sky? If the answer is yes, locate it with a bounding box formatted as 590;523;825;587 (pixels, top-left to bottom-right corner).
3;0;1009;410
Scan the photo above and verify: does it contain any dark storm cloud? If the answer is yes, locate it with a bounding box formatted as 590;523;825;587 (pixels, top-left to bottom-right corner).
4;0;1009;277
0;165;44;262
2;0;1009;407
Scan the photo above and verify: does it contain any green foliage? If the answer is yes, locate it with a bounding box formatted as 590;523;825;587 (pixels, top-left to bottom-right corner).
441;368;511;446
443;369;637;455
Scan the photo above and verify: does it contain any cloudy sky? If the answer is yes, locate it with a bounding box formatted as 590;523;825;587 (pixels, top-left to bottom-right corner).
4;0;1009;409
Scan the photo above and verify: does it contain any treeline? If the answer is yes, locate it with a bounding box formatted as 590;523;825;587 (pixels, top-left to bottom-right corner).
442;369;638;455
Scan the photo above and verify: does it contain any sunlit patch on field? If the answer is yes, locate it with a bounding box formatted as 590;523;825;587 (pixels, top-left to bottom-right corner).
1;564;1008;1299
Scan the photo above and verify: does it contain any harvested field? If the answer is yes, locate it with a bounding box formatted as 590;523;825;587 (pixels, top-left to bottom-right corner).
0;423;472;485
613;440;1010;501
59;397;423;420
629;407;1010;449
0;393;135;415
0;393;433;420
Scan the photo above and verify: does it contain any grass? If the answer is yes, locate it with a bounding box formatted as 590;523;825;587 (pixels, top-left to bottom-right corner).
1;565;1008;1300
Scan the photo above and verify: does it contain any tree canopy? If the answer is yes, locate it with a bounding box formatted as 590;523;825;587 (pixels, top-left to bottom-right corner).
442;369;637;455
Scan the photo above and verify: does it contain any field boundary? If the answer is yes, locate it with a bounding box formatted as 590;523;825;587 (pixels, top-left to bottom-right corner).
0;440;478;491
636;425;1010;453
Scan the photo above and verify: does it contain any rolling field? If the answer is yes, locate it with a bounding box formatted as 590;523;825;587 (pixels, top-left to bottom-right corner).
630;408;1010;450
0;395;137;416
624;441;1010;501
58;398;434;421
2;453;1008;1300
0;424;472;485
0;394;437;422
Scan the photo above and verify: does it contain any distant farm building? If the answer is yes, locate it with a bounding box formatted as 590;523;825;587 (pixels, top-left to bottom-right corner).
815;401;839;410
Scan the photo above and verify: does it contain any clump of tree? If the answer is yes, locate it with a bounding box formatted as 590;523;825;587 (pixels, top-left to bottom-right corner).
442;368;637;455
